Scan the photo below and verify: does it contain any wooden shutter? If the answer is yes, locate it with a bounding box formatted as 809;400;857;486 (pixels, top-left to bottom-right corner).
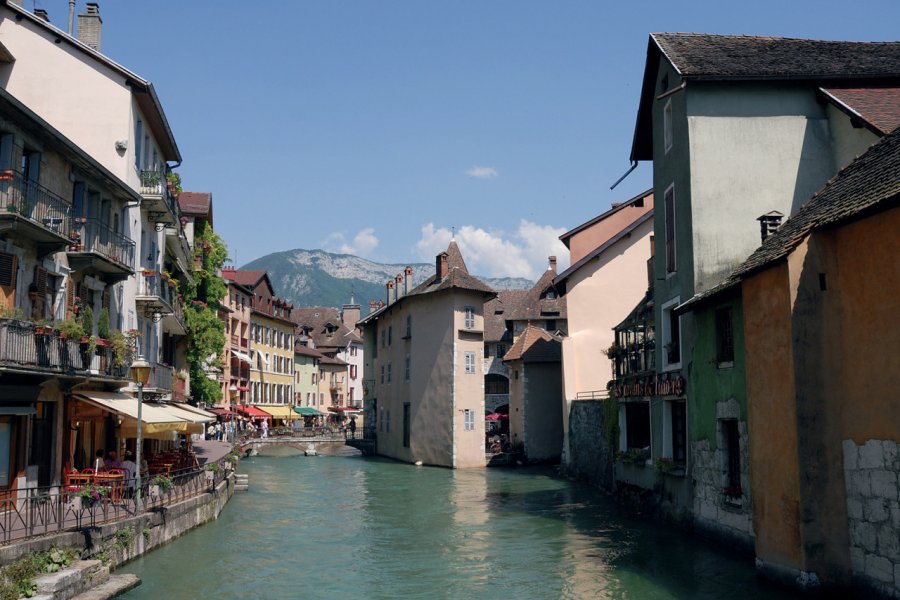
0;252;16;309
65;276;75;319
31;266;47;320
665;186;676;274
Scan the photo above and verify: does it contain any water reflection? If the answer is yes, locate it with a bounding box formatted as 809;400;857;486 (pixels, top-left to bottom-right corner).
120;453;791;600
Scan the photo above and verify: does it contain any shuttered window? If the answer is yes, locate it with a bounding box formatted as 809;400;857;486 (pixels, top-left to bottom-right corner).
0;252;16;309
665;185;676;274
31;266;47;320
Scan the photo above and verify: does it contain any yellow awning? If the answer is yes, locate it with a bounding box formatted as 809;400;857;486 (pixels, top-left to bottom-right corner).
160;403;215;424
172;403;218;421
259;405;300;420
74;391;188;434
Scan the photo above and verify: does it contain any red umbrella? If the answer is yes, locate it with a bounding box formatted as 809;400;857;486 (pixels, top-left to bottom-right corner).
485;413;501;421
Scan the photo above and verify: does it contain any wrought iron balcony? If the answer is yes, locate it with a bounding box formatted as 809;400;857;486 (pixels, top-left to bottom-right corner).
139;169;179;225
0;318;129;380
136;271;186;335
146;361;173;393
66;217;134;278
0;170;73;251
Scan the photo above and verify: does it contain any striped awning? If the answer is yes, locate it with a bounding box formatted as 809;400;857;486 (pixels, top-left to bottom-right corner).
259;405;301;420
74;391;188;434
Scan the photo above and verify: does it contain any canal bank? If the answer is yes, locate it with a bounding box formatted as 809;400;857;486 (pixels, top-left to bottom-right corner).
118;449;795;599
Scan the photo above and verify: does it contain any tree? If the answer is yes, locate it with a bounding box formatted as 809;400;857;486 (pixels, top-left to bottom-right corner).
183;220;228;405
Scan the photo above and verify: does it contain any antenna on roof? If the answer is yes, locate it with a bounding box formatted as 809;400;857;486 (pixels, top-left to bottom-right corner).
451;226;456;241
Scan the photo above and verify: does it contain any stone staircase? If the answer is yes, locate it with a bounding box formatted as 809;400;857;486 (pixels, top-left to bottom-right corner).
234;472;249;492
30;560;140;600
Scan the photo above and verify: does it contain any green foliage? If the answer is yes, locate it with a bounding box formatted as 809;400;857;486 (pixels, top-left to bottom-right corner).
183;220;228;404
115;527;135;550
151;475;173;491
166;171;183;194
79;303;94;335
205;462;221;472
0;306;25;320
97;308;110;339
142;527;152;541
109;330;132;367
0;547;78;599
53;317;84;339
601;393;620;452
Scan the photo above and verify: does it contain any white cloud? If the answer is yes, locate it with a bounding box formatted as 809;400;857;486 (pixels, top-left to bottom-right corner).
414;220;569;280
323;228;380;258
465;166;498;179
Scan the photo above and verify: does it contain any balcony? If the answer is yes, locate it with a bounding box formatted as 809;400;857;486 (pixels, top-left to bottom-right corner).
0;318;129;380
66;217;134;280
136;271;185;336
139;170;179;225
0;170;72;253
146;361;173;393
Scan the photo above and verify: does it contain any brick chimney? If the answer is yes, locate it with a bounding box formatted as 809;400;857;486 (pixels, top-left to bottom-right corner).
77;3;102;52
341;299;360;329
757;211;784;242
404;266;413;296
369;300;376;314
435;252;449;282
394;274;404;299
33;8;50;22
548;256;557;272
386;280;395;305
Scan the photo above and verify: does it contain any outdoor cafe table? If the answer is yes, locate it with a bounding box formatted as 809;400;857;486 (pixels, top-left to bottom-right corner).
93;472;125;502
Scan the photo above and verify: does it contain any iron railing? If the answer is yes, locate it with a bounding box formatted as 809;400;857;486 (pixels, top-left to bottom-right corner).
71;217;134;269
0;170;72;238
0;460;229;546
138;169;180;220
147;362;173;391
0;318;129;379
345;426;376;441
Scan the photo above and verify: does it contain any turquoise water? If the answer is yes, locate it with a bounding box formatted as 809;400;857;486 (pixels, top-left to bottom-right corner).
119;447;793;599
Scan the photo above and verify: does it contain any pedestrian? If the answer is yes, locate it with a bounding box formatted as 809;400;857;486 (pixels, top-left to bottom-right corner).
261;419;269;439
207;424;215;440
348;417;357;437
215;422;223;441
121;450;137;493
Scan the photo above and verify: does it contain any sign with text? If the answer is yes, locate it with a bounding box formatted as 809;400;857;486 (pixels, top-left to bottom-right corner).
615;375;685;399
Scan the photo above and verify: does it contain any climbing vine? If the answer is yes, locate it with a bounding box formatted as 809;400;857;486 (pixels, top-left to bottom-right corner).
183;220;228;405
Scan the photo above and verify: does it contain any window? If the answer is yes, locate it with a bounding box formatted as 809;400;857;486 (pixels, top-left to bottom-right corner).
623;401;651;451
404;354;410;382
350;365;357;380
464;409;475;431
134;118;142;170
388;326;392;345
403;403;411;448
661;297;681;370
380;365;384;384
670;401;687;465
496;344;506;359
464;307;475;329
311;373;316;385
663;99;673;153
386;409;390;433
716;306;735;365
545;320;556;332
381;330;385;348
387;362;392;383
664;184;676;274
722;419;741;494
464;352;476;374
379;408;383;432
405;314;411;338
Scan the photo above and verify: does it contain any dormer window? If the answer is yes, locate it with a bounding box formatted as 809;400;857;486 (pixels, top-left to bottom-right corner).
545;289;558;300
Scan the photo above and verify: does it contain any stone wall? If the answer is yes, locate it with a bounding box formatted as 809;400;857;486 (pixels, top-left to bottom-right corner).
843;439;900;597
566;400;614;490
690;399;754;551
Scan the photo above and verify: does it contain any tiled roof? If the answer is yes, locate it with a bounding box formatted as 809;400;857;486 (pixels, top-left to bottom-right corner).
222;269;267;288
506;266;566;322
820;86;900;135
406;241;494;298
178;192;212;216
653;33;900;80
735;126;900;278
560;188;653;246
291;307;361;349
294;344;325;359
502;326;561;363
484;291;528;343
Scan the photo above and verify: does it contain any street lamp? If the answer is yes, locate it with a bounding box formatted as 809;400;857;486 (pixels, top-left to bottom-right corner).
228;384;238;442
130;355;151;513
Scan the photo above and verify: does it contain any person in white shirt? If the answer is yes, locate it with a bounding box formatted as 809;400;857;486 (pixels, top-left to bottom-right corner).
121;450;137;493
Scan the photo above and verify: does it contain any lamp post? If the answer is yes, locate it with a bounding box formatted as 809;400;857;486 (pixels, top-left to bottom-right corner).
130;355;151;513
228;384;238;443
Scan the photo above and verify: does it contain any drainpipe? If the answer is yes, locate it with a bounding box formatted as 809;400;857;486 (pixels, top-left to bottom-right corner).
67;0;76;36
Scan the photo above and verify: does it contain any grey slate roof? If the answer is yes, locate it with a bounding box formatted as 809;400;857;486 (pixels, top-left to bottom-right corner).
653;33;900;80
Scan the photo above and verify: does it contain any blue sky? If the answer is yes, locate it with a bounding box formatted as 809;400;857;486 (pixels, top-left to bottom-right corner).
37;0;900;279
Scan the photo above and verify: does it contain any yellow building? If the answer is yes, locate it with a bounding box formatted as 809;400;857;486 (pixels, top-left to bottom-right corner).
223;270;295;420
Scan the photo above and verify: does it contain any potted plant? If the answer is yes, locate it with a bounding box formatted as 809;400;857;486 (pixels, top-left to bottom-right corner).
33;319;52;336
109;330;132;368
54;317;84;340
205;463;220;482
75;484;107;509
97;307;110;340
151;474;173;495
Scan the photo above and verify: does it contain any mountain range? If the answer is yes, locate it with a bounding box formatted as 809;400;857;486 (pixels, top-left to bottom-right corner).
239;249;533;308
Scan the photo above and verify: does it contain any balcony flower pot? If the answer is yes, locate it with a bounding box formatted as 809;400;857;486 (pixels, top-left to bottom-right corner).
34;326;52;336
0;170;13;182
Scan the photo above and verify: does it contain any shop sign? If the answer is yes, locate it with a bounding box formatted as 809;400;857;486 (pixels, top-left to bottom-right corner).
615;374;685;398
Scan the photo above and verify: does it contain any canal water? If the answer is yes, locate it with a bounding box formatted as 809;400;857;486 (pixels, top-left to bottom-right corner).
119;447;793;599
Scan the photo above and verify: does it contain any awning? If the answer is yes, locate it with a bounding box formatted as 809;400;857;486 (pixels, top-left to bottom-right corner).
73;391;188;433
254;351;269;366
232;350;253;365
172;403;219;421
293;407;322;417
207;407;233;416
259;405;300;420
159;403;215;424
327;406;360;413
234;405;271;419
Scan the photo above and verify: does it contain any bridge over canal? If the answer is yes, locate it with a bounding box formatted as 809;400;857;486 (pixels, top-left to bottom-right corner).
238;429;375;457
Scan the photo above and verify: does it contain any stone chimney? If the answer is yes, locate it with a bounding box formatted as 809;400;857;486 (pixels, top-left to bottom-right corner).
369;300;376;314
435;252;449;282
404;266;413;296
386;280;395;305
77;3;102;52
33;8;50;22
342;298;360;329
548;256;557;272
394;274;404;299
757;211;784;243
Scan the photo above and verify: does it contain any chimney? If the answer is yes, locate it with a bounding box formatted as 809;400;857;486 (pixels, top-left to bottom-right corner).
435;252;449;282
386;280;395;305
757;211;784;242
342;299;360;329
34;8;50;22
548;256;557;272
404;266;413;296
377;300;384;309
369;300;376;314
395;274;404;299
77;3;102;52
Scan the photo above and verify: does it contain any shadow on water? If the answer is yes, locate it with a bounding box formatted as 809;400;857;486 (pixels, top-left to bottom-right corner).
118;454;795;600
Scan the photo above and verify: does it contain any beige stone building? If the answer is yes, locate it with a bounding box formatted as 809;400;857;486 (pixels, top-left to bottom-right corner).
359;242;494;468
